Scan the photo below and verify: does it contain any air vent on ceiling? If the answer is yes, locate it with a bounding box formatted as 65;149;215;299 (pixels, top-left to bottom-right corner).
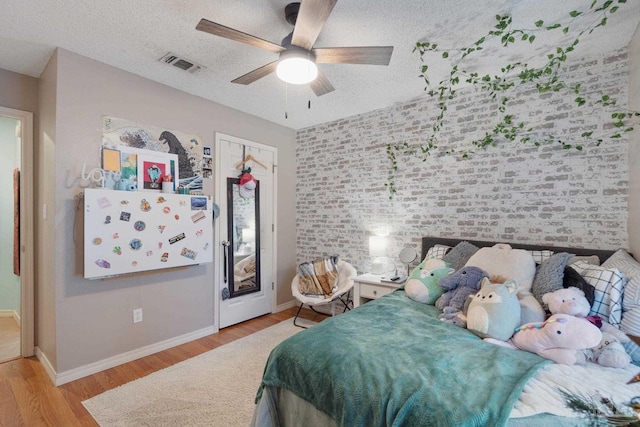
159;52;203;73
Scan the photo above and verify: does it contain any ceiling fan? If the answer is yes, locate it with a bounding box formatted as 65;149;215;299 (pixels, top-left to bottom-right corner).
196;0;394;96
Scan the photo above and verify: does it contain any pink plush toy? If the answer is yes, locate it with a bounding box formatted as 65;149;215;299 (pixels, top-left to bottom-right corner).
542;287;631;368
511;314;602;365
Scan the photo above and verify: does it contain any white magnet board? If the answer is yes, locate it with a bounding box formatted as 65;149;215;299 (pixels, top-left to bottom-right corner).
84;188;213;279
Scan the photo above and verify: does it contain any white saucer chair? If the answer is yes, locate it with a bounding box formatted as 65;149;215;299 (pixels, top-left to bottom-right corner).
291;260;357;328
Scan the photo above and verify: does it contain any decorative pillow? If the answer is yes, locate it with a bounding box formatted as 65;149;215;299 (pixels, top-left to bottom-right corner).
424;244;451;261
528;250;554;264
621;308;640;344
568;255;600;266
602;249;640;312
569;260;626;328
443;241;479;271
623;339;640;364
465;244;537;292
562;266;595;306
531;252;574;305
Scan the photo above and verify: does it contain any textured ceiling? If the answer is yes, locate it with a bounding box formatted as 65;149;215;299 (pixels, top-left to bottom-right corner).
1;1;639;130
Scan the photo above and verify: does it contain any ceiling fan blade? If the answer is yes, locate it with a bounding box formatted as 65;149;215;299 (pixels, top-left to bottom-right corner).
231;61;279;85
196;19;285;54
313;46;394;65
291;0;337;50
310;70;334;96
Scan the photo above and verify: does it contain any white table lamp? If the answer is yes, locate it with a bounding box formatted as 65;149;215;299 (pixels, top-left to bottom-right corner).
369;236;387;275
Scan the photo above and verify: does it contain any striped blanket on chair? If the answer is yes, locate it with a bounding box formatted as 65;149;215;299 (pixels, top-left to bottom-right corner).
297;256;339;297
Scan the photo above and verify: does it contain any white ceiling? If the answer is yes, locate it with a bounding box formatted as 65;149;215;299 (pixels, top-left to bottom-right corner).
1;1;639;130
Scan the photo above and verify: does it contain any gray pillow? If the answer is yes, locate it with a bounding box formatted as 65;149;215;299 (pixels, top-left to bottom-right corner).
443;241;479;271
532;252;574;305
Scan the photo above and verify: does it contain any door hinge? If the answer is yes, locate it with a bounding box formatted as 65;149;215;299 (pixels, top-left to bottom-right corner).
272;224;274;232
272;282;274;290
272;164;277;173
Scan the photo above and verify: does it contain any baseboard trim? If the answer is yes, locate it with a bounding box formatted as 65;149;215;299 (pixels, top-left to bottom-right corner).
276;300;298;312
39;326;216;386
0;310;20;326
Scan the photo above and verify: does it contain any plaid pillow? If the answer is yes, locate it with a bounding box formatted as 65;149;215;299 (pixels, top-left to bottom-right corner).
602;249;640;336
528;250;554;264
569;260;626;328
602;249;640;313
424;244;451;261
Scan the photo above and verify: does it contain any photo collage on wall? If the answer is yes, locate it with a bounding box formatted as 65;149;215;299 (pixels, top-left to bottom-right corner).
101;116;212;193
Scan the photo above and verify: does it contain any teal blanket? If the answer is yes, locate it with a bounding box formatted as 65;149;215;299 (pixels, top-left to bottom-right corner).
257;291;550;427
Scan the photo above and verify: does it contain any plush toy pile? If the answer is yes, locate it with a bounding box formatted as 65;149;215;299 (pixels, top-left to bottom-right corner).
404;242;636;366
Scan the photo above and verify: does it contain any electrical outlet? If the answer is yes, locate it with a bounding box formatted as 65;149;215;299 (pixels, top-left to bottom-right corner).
133;308;143;323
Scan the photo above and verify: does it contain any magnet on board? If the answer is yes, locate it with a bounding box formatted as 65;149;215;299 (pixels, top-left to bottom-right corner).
129;238;142;251
95;259;111;269
140;199;151;212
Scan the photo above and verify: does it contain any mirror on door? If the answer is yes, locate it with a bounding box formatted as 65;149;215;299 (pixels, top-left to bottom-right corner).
226;177;260;298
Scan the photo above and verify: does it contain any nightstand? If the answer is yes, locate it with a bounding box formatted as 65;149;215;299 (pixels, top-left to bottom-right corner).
353;273;403;307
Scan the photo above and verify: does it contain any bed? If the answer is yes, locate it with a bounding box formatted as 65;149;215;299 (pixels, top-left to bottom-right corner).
251;237;640;427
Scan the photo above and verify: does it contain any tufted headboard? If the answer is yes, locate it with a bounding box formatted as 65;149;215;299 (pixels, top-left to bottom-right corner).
421;237;618;265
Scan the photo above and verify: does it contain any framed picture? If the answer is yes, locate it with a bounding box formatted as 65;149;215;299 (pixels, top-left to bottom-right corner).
116;145;140;187
136;150;179;192
102;148;122;172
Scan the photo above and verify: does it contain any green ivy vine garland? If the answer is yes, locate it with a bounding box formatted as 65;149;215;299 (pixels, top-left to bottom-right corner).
385;0;639;199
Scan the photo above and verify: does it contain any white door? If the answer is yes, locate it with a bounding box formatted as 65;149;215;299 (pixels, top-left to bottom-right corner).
215;133;276;329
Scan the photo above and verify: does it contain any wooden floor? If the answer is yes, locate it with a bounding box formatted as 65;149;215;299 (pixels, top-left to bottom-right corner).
0;317;20;363
0;306;326;427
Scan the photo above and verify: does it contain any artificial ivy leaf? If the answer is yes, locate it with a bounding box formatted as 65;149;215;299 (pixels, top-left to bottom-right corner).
569;10;582;17
442;52;449;59
535;20;544;27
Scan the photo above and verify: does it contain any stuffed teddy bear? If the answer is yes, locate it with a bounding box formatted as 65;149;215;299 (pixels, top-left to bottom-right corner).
541;287;631;368
511;314;602;365
467;277;522;341
465;244;545;324
436;266;488;325
405;258;453;304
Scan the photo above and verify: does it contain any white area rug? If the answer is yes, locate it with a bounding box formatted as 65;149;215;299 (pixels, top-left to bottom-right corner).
83;319;314;426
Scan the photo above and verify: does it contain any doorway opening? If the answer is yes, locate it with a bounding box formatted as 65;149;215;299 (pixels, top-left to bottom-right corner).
0;106;34;362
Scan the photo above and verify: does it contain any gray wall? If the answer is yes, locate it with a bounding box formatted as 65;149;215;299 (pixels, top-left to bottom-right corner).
37;49;296;374
296;49;632;274
0;67;38;113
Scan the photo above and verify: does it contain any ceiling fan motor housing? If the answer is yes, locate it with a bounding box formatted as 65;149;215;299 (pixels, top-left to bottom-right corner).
285;2;301;26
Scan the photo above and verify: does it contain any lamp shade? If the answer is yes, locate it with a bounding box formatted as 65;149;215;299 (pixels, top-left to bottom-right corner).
276;50;318;85
369;236;387;257
242;228;255;243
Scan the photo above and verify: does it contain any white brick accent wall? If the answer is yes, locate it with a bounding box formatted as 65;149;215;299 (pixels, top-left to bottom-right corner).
296;50;630;274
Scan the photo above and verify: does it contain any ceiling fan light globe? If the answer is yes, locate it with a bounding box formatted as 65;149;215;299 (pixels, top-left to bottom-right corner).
276;55;318;85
